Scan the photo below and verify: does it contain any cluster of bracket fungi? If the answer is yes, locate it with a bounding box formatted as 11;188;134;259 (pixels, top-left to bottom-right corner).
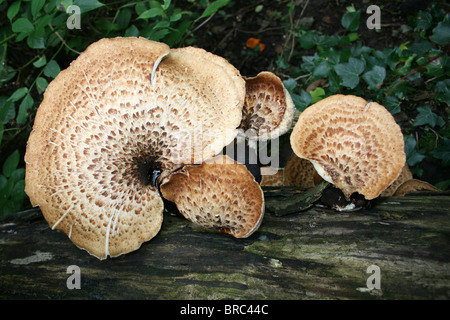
25;37;432;260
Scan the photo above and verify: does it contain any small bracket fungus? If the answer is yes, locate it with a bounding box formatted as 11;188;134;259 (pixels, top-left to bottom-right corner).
239;71;295;142
290;94;406;200
394;179;439;196
160;155;264;238
380;163;413;197
25;37;246;259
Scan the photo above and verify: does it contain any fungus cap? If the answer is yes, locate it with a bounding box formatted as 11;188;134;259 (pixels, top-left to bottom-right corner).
394;179;439;196
25;37;245;259
380;163;413;197
239;71;295;141
284;154;321;188
290;94;405;200
160;155;264;238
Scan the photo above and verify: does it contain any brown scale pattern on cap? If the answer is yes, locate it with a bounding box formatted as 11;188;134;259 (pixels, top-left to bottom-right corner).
240;71;294;140
284;154;321;188
25;37;245;259
160;155;264;238
380;163;413;197
290;94;405;200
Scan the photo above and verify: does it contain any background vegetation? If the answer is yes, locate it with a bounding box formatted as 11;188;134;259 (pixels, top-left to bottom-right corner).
0;0;449;216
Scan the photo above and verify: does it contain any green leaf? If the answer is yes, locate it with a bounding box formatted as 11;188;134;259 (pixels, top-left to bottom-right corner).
435;179;450;191
282;78;297;92
12;180;26;202
362;65;386;90
162;0;171;10
12;18;34;33
413;106;445;128
434;79;450;105
7;1;21;21
430;138;450;167
414;11;433;32
294;90;312;112
312;61;330;78
309;87;325;104
8;87;28;102
3;150;20;178
431;19;450;45
341;10;360;31
73;0;105;13
0;97;15;124
405;135;426;166
36;77;48;94
27;33;45;49
0;122;3;147
43;60;61;78
298;31;318;49
31;0;45;18
16;94;33;124
116;8;132;30
199;0;229;20
124;25;139;37
33;55;47;68
383;96;401;115
138;7;163;19
334;57;365;89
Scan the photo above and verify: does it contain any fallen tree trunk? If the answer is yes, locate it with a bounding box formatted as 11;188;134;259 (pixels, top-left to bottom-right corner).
1;190;449;300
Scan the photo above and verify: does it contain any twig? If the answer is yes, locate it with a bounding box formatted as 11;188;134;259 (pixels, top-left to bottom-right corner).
388;49;448;94
47;24;81;55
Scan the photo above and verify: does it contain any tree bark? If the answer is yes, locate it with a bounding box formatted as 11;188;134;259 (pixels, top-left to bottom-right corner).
1;190;449;299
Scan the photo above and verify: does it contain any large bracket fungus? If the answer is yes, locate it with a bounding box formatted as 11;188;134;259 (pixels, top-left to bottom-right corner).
25;37;250;259
290;94;406;201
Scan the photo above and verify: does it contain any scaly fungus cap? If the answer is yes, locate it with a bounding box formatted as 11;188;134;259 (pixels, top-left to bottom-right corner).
160;155;264;238
290;94;405;200
239;71;295;141
25;37;245;259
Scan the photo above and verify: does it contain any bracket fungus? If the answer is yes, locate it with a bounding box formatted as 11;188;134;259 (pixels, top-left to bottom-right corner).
239;71;295;142
290;94;406;201
24;37;248;259
160;155;264;238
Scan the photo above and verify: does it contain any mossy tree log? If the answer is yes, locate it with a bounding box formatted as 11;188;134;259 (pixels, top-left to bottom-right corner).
0;190;449;299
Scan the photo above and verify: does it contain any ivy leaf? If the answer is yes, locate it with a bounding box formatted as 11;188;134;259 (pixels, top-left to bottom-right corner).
431;19;450;45
383;96;401;115
430;138;450;167
434;79;450;105
362;65;386;90
413;105;445;128
341;10;360;31
405;135;426;166
334;57;365;89
309;87;325;104
294;90;312;112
